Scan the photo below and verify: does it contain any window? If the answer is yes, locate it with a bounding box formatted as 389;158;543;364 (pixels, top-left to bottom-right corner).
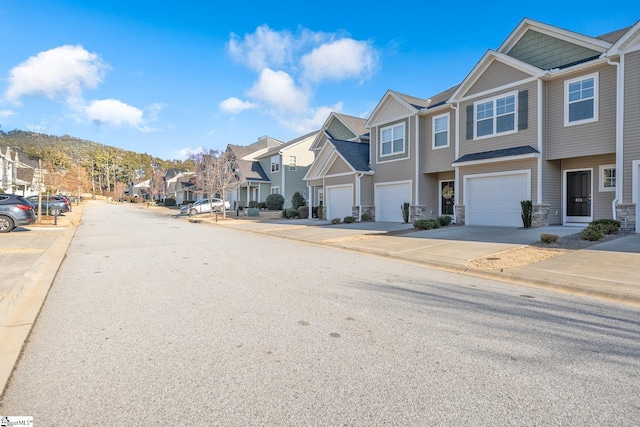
599;165;616;192
474;93;516;138
271;186;279;194
289;156;297;171
565;73;598;125
432;114;449;148
271;155;280;173
380;123;405;156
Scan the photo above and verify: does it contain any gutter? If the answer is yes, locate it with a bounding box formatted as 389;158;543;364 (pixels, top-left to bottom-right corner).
606;56;623;220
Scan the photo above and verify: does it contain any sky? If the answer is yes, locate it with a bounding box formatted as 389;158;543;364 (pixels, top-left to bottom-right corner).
0;1;638;160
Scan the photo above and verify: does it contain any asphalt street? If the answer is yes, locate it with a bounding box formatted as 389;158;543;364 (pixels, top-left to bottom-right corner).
1;203;639;425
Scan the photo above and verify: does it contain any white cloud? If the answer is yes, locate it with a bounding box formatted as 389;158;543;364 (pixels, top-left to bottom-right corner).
227;25;295;72
279;103;342;134
5;45;109;104
219;97;255;114
84;99;150;130
0;110;15;118
178;146;205;159
246;68;309;114
301;38;378;82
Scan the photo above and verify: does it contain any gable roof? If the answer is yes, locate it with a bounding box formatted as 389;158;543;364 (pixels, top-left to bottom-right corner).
365;90;431;128
227;135;284;161
236;159;269;182
310;112;368;152
257;130;319;159
608;20;640;53
330;139;371;172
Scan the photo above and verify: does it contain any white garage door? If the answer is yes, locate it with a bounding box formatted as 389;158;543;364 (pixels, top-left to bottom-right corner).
466;173;529;226
376;182;412;222
326;185;353;220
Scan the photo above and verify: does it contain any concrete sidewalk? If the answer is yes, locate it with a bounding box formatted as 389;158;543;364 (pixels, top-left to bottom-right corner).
188;212;640;307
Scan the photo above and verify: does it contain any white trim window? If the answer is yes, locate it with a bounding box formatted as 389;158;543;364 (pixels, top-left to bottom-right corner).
271;155;280;173
432;113;449;149
270;186;280;194
565;73;598;126
475;92;517;138
380;123;405;156
289;156;297;171
599;164;616;192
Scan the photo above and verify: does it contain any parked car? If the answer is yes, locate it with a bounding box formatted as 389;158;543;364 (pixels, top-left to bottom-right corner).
0;193;36;232
180;198;231;215
26;195;70;216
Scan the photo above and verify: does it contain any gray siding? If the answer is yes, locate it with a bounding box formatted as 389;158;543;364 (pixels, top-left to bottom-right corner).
623;51;640;203
459;81;538;157
459;159;538;203
541;159;562;225
562;154;616;219
546;64;616;160
370;96;415;125
507;30;601;70
361;175;374;207
421;111;456;173
467;60;532;96
327;118;357;141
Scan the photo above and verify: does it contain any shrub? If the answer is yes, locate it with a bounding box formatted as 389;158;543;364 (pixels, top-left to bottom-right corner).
361;213;371;222
590;218;620;234
164;198;177;207
401;202;410;223
413;219;440;230
438;215;452;226
265;193;285;210
343;216;356;223
297;206;309;219
249;200;259;208
581;225;605;241
540;233;559;244
331;217;341;224
521;200;532;228
291;192;306;210
282;208;299;219
258;202;266;210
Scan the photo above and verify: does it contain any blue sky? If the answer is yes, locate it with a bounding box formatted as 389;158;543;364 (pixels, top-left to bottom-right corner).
0;1;638;160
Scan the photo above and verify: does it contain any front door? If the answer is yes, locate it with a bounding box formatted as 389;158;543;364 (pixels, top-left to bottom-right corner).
440;181;454;216
566;170;591;221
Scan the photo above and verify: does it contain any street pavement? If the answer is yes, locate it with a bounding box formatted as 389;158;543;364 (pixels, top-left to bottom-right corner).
0;200;638;395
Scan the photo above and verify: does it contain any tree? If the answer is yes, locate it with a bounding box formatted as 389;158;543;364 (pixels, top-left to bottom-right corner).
194;149;241;217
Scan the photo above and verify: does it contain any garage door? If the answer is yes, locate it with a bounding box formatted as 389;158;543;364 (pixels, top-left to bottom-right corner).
326;185;353;220
466;173;529;226
376;182;412;222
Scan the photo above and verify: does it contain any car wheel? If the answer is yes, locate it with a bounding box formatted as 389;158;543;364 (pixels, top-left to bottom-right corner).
0;216;14;233
190;208;197;216
49;207;61;216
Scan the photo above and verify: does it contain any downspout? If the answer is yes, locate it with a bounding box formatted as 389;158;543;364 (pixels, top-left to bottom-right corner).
280;152;285;207
307;184;312;219
356;173;364;220
537;79;543;205
607;57;623;220
414;114;420;209
451;103;459;222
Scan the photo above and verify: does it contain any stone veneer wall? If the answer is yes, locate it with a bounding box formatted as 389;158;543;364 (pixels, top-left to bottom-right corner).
360;206;375;221
532;204;550;228
410;205;428;222
616;203;636;231
455;205;465;225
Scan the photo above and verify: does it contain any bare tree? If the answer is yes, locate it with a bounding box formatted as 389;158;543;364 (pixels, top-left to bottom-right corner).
194;149;241;217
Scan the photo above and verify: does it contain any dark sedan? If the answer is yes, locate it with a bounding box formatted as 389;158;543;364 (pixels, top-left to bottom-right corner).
26;195;70;217
0;193;36;232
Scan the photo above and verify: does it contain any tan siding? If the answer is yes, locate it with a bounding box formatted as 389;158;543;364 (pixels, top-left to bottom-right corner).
370;96;414;126
546;64;616;160
438;171;455;181
307;178;323;187
459;81;539;156
324;176;356;189
459;159;538;203
421;111;456;173
361;175;374;206
623;51;640;203
562;154;616;220
372;116;416;183
326;156;352;175
418;173;439;218
466;61;532;96
541;159;562;225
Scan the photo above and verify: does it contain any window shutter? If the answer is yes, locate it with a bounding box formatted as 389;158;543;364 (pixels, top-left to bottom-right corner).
466;105;474;140
518;90;528;130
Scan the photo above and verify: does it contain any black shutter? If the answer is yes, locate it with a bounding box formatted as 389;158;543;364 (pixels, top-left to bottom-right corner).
466;105;474;140
518;90;528;130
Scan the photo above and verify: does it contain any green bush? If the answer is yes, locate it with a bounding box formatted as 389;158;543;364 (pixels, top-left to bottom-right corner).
360;213;371;222
282;208;299;218
265;193;285;210
540;233;559;244
590;218;620;234
413;219;441;230
438;215;452;226
297;206;309;219
249;200;259;208
401;202;410;223
164;198;177;207
521;200;532;228
291;192;306;210
343;216;356;223
581;225;605;241
331;218;341;224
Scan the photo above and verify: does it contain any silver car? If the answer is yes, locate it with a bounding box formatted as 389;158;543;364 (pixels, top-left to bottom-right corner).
180;198;231;215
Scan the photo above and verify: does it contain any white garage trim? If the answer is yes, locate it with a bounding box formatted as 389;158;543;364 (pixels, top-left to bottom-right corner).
326;184;353;220
463;170;531;227
375;180;413;222
633;160;640;233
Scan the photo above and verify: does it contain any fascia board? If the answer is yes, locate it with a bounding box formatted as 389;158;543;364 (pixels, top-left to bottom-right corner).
364;90;419;128
610;21;640;53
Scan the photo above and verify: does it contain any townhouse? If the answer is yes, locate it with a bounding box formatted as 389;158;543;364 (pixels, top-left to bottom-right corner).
305;18;640;232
